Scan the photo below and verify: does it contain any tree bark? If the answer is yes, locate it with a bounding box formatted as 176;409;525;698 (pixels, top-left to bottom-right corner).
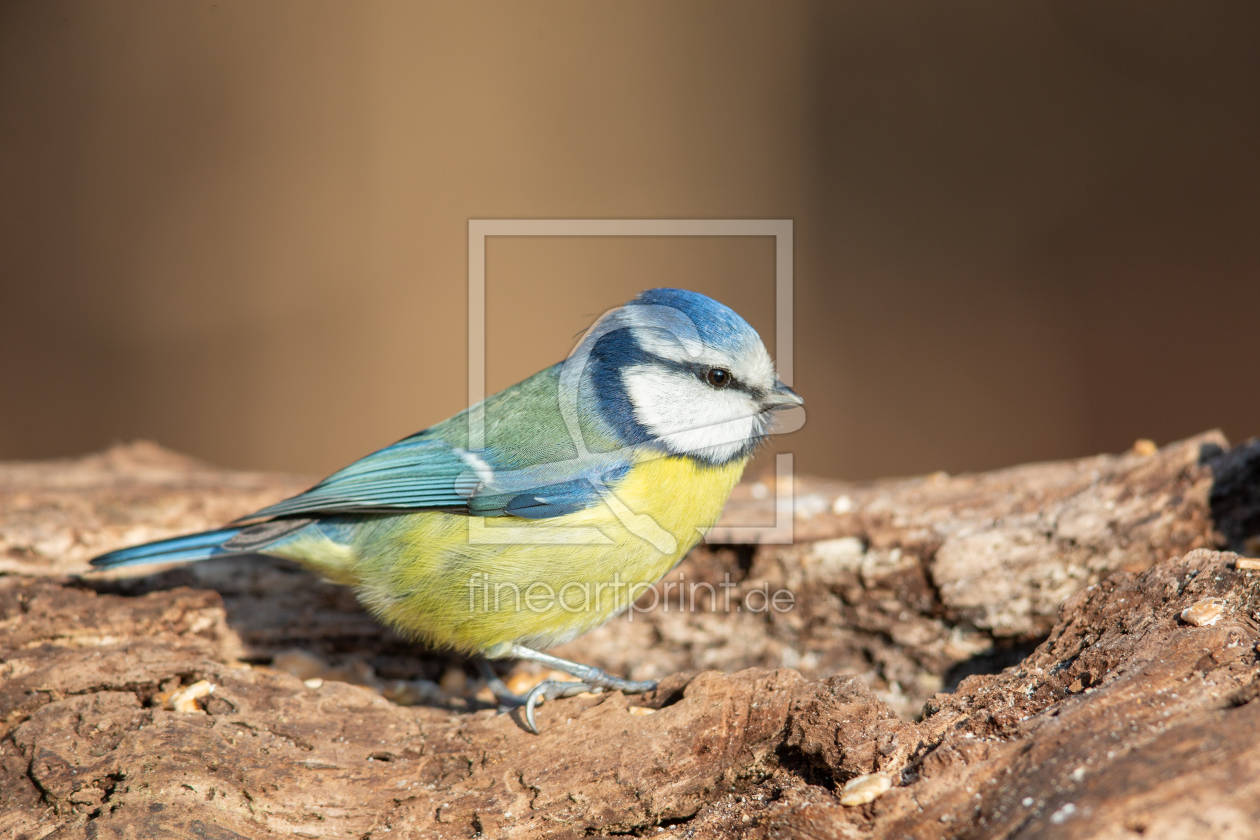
2;433;1259;838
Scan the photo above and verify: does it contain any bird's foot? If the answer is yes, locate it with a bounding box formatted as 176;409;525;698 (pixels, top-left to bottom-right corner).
521;671;658;734
481;647;658;733
522;679;599;733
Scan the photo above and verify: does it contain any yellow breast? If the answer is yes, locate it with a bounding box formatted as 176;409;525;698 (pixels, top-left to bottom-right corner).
274;454;747;655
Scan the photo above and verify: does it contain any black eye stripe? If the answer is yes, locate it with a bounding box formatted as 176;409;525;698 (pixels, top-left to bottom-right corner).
634;352;758;396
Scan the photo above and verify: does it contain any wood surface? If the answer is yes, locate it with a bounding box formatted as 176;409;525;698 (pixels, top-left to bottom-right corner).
3;433;1259;838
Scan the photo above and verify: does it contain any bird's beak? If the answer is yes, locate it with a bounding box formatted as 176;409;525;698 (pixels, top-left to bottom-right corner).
762;380;804;409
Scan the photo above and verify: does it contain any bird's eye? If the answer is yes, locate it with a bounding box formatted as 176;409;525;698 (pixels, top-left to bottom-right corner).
705;367;732;389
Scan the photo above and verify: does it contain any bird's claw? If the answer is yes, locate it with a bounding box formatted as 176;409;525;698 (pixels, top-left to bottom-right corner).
484;647;658;733
522;679;600;734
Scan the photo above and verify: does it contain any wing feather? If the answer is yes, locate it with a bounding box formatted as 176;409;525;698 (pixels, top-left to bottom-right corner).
239;364;634;523
240;435;631;522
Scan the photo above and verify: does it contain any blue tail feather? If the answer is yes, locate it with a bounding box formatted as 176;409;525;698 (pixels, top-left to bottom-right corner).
89;527;243;569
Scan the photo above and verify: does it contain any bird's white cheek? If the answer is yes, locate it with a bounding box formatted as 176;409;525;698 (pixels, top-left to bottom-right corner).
621;366;761;461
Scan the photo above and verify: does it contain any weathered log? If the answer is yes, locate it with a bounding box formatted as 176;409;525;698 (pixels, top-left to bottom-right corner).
1;434;1258;838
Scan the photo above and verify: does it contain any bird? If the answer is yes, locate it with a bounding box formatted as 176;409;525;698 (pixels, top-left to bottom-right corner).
90;288;803;732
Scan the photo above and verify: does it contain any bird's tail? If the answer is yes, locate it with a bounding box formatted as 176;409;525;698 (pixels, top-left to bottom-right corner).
89;527;243;569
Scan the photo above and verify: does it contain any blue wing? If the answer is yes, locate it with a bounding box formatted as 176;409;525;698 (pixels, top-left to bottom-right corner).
239;363;636;523
240;433;631;522
243;436;478;519
498;476;619;519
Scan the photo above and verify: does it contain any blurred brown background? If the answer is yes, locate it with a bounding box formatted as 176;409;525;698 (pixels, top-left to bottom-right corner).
2;1;1258;481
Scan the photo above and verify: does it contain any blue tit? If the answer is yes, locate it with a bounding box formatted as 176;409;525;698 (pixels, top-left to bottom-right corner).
91;288;803;731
